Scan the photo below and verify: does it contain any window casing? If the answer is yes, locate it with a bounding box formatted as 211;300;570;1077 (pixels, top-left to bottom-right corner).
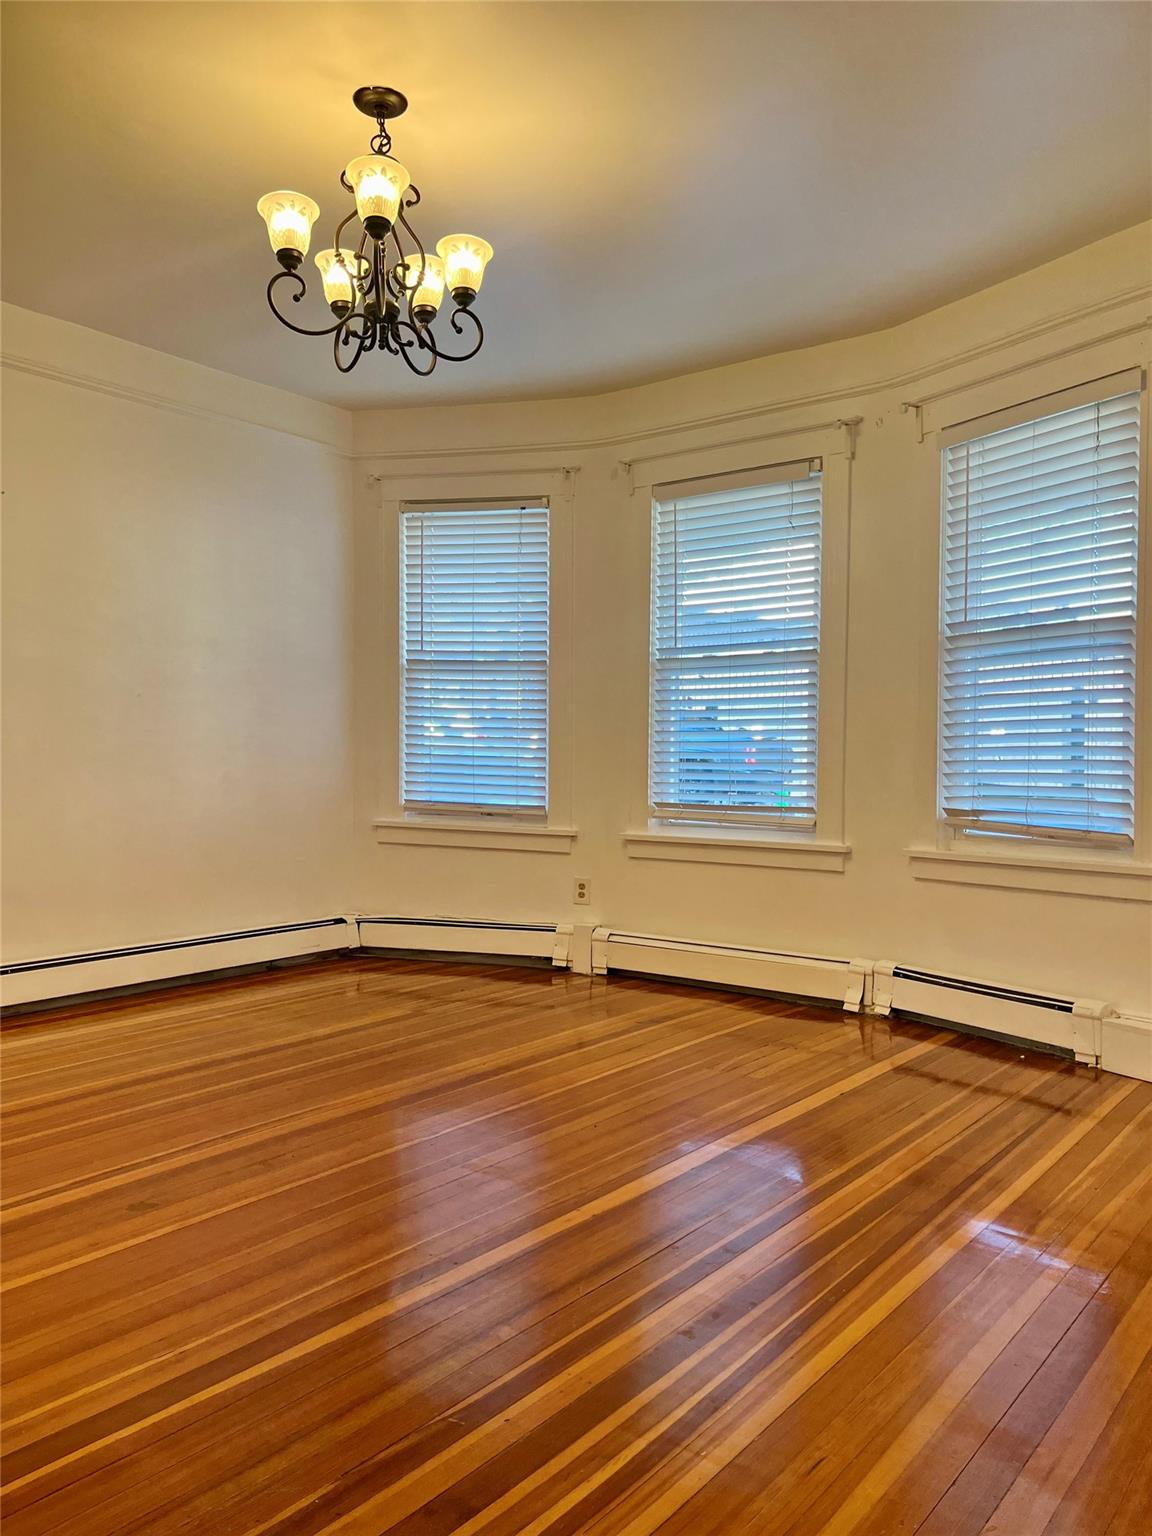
939;387;1141;846
400;502;549;816
649;464;823;827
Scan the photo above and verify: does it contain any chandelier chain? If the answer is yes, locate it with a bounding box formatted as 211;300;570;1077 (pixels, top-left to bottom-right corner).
369;120;393;155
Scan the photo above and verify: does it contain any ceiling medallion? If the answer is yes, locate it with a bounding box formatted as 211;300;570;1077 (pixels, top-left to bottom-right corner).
256;86;493;377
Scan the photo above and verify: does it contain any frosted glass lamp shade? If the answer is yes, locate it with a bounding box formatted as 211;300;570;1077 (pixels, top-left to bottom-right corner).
257;191;320;267
314;248;369;312
345;155;411;238
435;234;493;304
399;253;446;319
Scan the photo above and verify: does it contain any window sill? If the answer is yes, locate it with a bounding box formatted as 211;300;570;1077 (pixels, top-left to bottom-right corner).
373;817;577;854
905;846;1152;903
623;830;850;872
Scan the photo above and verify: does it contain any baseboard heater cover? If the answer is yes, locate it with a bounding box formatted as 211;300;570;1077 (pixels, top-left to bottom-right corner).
871;961;1110;1065
5;916;1144;1083
590;928;868;1011
1102;1014;1152;1082
0;918;355;1008
355;917;573;968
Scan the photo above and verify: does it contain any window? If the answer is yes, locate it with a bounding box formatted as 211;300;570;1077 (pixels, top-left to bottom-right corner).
649;463;823;827
400;502;549;816
940;385;1141;845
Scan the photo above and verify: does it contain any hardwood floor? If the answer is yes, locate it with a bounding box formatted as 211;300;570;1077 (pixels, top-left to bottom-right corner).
2;957;1150;1535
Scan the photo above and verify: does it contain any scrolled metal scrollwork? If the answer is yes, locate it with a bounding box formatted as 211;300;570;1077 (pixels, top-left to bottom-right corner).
266;271;346;338
393;318;439;375
333;319;369;374
431;307;485;363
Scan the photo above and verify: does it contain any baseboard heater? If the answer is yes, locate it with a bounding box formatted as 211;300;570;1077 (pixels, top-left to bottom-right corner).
355;917;573;967
870;962;1109;1065
5;919;1145;1082
590;928;868;1011
0;918;355;1009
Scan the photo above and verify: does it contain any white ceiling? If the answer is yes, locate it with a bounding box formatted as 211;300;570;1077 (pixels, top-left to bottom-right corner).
2;2;1149;408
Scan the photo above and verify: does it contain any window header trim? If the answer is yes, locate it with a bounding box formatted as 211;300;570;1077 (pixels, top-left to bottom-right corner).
938;367;1144;450
652;458;821;504
399;496;550;514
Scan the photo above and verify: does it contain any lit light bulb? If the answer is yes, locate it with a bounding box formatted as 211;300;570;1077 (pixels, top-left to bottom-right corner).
399;253;446;321
344;156;411;239
256;191;320;269
314;248;369;314
435;234;493;307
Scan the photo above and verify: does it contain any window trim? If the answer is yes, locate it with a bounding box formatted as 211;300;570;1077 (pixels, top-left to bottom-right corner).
912;356;1151;882
938;367;1143;450
905;843;1152;903
623;430;851;864
372;817;577;854
375;470;576;840
935;374;1143;852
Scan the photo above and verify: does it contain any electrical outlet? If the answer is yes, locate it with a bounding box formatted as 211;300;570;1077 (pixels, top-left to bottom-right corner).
573;878;591;905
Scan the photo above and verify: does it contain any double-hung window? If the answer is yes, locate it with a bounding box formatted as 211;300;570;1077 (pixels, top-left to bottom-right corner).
400;501;549;816
939;382;1142;845
649;463;823;827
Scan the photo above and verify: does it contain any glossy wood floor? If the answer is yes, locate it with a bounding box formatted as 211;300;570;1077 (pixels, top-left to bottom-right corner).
2;957;1151;1535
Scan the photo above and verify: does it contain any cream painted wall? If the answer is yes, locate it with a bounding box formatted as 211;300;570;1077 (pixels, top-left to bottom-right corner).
1;307;353;961
351;224;1152;1016
3;229;1150;1019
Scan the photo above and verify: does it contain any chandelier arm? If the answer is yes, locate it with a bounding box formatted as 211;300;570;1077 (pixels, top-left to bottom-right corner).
425;306;485;363
341;311;374;343
333;318;369;374
354;228;371;295
266;271;346;338
393;318;439;375
332;207;360;258
376;237;393;310
396;206;429;325
387;218;419;321
385;219;405;299
393;318;428;352
367;239;393;353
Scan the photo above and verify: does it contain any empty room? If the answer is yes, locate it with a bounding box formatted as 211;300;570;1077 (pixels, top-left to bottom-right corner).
2;2;1151;1532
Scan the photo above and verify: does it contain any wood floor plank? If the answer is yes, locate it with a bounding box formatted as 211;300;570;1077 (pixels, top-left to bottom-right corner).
2;957;1149;1536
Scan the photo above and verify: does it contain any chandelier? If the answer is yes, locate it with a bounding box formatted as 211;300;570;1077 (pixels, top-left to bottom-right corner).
256;85;493;376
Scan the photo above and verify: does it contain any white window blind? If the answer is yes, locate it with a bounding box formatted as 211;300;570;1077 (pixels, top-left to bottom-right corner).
650;466;822;825
940;387;1141;844
401;503;549;815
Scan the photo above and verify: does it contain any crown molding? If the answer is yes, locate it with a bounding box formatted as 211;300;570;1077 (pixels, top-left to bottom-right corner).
0;351;349;454
352;285;1151;464
5;283;1147;465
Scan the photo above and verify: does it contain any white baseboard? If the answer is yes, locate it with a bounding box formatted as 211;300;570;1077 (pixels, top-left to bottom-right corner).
1102;1014;1152;1082
0;919;355;1008
590;928;868;1011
